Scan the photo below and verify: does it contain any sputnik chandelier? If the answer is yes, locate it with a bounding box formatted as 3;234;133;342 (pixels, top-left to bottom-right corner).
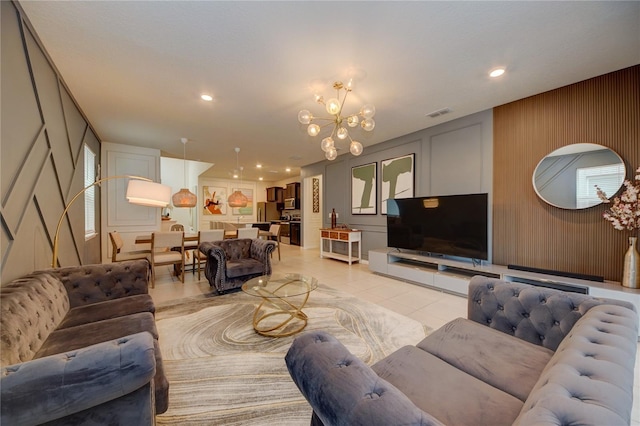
298;81;376;161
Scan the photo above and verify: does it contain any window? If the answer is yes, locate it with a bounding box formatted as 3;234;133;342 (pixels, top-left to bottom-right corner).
84;145;96;237
576;163;625;209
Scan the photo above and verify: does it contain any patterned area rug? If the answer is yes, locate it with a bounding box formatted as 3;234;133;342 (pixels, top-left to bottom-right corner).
155;284;429;425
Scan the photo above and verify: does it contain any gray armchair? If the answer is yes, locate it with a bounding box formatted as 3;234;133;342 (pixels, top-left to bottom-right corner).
199;238;276;293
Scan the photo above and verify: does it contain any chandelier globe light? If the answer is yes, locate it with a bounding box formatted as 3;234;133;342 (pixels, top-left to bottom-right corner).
171;138;197;208
298;80;375;161
227;147;248;208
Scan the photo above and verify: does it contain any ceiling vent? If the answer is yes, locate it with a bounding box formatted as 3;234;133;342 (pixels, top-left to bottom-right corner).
426;107;452;118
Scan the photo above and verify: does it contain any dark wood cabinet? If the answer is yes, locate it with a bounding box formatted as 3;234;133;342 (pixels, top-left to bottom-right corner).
266;186;283;203
285;182;300;200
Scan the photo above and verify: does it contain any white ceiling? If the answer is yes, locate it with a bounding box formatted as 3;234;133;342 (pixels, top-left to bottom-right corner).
19;1;639;182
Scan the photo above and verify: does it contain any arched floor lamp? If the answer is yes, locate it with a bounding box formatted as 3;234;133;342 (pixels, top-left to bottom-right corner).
51;175;171;267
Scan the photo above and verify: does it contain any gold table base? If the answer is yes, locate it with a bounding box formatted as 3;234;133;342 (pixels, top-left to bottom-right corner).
251;284;312;338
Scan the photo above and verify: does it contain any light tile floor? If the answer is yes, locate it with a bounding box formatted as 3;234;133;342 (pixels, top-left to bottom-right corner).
150;243;640;425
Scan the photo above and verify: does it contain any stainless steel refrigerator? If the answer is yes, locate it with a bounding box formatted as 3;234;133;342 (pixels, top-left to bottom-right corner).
257;202;282;222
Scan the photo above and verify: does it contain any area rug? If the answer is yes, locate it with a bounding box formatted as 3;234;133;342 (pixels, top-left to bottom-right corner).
155;284;430;425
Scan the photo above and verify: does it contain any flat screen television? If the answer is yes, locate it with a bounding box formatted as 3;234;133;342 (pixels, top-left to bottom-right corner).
387;193;488;260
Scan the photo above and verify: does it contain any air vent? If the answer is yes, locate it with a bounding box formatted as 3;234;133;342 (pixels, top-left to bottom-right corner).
426;107;452;118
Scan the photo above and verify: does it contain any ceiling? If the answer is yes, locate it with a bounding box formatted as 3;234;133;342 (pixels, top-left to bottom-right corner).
19;1;639;182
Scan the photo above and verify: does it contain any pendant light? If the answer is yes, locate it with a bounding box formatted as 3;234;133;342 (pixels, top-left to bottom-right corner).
171;138;197;208
227;147;248;208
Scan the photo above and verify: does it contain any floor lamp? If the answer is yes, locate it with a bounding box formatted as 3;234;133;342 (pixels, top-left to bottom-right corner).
51;175;171;268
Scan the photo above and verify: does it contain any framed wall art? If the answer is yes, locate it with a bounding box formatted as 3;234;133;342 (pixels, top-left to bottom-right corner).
203;186;226;215
232;188;253;215
351;162;377;214
381;153;414;214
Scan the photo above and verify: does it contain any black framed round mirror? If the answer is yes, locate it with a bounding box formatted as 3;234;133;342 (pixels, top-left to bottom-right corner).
532;143;625;209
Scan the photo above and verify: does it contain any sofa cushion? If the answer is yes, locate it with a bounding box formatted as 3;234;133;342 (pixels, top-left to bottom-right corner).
417;317;553;401
58;294;156;329
372;345;524;426
35;312;159;359
0;274;70;367
515;305;638;426
226;259;265;279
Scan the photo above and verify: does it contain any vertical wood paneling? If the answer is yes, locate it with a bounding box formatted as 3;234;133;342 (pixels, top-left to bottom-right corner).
494;65;640;282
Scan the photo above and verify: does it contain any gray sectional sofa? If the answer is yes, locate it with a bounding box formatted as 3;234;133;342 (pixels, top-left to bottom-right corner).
286;276;639;426
0;260;168;425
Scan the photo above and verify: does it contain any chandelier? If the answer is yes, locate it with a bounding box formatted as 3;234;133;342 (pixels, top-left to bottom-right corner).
171;138;197;208
227;147;248;208
298;81;376;161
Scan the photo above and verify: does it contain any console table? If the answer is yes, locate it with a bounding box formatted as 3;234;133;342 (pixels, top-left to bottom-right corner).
369;248;640;337
320;229;361;265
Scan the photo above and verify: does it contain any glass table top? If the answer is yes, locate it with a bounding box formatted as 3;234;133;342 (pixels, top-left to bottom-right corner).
242;273;318;298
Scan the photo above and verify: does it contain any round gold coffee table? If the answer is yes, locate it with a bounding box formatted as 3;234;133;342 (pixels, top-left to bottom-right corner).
242;274;318;337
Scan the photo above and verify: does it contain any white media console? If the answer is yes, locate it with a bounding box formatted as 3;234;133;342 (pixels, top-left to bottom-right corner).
369;248;640;337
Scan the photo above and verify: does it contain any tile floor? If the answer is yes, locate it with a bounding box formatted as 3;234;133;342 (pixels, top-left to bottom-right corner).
149;242;640;425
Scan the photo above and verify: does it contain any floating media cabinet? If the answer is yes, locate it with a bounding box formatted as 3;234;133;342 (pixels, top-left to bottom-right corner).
369;248;640;337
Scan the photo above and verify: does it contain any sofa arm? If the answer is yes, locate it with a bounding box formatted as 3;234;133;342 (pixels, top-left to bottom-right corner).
1;332;156;425
285;331;445;426
45;260;151;308
249;238;276;261
515;304;638;425
200;242;226;288
467;276;636;351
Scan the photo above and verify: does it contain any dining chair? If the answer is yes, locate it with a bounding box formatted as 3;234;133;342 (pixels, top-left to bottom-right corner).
170;223;185;231
146;231;184;287
237;227;259;239
108;231;150;262
193;229;225;280
267;224;281;260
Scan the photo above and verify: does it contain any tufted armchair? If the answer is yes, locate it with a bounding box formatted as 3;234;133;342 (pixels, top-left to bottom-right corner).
199;238;276;293
1;260;169;425
286;276;638;426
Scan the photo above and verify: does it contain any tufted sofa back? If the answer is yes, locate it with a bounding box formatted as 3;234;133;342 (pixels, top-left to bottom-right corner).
49;261;150;308
0;274;70;367
216;238;253;261
467;276;636;351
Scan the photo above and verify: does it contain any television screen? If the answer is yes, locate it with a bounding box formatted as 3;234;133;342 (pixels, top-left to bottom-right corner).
387;193;488;260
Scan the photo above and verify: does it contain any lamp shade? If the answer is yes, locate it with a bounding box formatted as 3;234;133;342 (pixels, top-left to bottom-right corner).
126;180;171;207
172;188;197;208
227;190;248;208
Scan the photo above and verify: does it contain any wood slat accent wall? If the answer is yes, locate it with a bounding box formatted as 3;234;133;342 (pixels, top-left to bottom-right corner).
493;65;639;282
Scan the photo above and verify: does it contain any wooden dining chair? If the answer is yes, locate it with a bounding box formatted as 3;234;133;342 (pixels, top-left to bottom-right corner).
237;227;259;239
193;229;225;280
146;231;184;287
108;231;150;262
267;224;281;260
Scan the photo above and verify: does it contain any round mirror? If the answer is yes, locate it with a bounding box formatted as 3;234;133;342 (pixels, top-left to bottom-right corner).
532;143;625;209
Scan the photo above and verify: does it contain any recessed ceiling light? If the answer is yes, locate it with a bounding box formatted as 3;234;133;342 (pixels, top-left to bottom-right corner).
259;177;263;181
489;68;506;78
256;164;262;168
233;173;238;179
200;94;213;101
285;167;291;172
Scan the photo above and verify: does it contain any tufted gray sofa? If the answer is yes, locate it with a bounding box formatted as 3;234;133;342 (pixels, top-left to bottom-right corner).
0;260;169;425
286;276;639;426
200;238;276;293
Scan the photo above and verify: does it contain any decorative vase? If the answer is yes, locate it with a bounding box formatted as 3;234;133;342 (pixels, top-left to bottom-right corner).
622;236;640;289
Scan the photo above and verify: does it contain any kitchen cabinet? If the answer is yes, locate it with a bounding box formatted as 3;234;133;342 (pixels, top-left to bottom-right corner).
284;182;300;200
266;187;283;203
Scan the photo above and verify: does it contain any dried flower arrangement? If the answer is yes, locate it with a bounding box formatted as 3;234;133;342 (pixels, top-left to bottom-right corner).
596;166;640;232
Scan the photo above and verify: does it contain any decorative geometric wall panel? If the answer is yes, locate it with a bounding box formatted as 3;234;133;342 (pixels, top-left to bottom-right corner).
493;66;639;282
61;86;89;163
24;26;75;196
1;1;101;282
430;124;483;195
1;131;50;233
0;1;44;202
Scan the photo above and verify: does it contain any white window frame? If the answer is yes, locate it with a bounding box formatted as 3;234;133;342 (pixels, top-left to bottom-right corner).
84;145;97;239
576;163;625;209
